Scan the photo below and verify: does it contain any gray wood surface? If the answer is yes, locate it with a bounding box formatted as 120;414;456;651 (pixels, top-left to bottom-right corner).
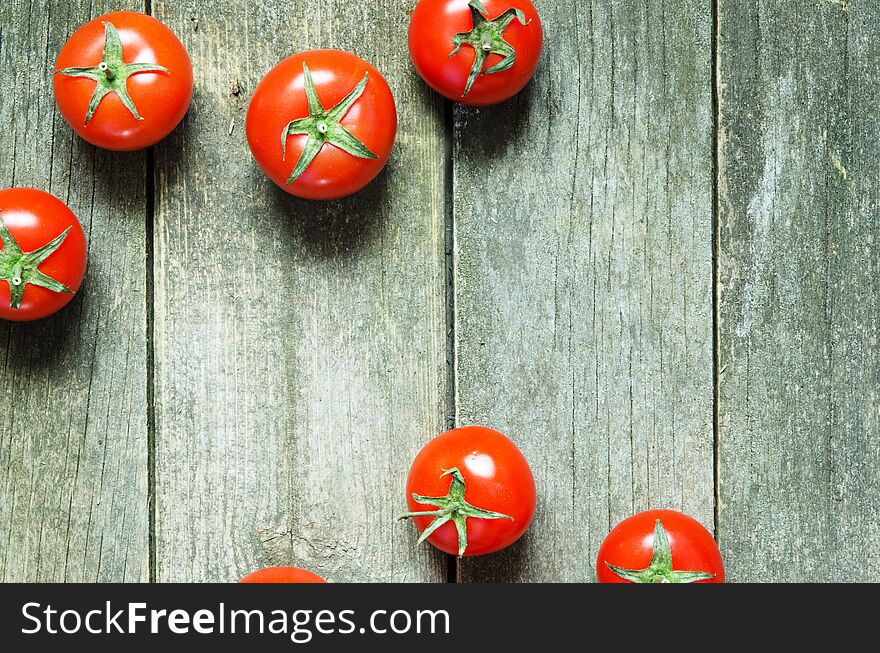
150;0;449;582
717;0;880;581
0;0;149;582
454;1;716;582
1;0;878;583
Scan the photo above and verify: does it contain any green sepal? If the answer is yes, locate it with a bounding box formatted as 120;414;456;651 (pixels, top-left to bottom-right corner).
398;467;513;557
449;0;532;97
280;63;379;185
0;216;73;310
603;520;717;584
56;21;169;125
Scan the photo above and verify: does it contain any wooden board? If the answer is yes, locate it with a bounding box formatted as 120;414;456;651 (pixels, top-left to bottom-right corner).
454;1;716;581
150;0;450;582
0;0;149;582
717;0;880;581
2;0;879;584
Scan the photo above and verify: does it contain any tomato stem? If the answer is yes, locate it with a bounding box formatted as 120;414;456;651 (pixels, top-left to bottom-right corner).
0;218;73;310
55;22;169;125
279;63;378;185
98;61;114;80
398;467;513;557
448;1;532;97
603;520;717;584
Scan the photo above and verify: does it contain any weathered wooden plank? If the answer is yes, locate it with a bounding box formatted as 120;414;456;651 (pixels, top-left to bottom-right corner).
454;1;713;581
717;0;880;581
454;1;716;581
152;1;449;582
0;0;149;581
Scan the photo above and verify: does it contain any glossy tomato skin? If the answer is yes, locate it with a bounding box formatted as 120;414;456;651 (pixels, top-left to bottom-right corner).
597;510;725;583
0;189;87;322
409;0;543;106
246;50;397;200
406;426;536;556
239;567;327;584
54;11;193;151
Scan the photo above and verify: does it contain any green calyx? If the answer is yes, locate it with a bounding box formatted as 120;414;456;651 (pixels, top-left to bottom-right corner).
0;216;73;310
281;63;379;185
604;520;717;584
56;21;169;125
450;0;531;97
398;467;513;557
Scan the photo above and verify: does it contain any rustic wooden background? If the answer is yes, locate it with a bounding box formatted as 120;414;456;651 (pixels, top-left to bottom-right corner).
0;0;877;582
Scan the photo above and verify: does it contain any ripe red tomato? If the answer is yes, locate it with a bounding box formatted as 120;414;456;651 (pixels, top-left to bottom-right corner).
247;50;397;200
409;0;543;105
597;510;725;583
400;425;536;557
0;188;87;322
54;11;192;151
239;567;327;584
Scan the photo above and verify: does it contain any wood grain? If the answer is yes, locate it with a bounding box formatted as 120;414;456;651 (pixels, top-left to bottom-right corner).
717;0;880;581
2;0;877;585
151;1;449;582
454;1;716;581
0;0;149;582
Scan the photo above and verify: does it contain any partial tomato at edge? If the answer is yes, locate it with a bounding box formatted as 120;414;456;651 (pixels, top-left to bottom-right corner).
246;49;397;200
0;188;87;322
53;11;193;151
409;0;543;106
401;425;536;557
597;509;725;584
239;567;327;584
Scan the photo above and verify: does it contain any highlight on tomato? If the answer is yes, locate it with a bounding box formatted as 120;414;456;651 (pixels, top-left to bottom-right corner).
399;425;536;557
239;567;327;584
597;510;725;584
0;188;87;322
54;11;193;151
409;0;543;105
246;49;397;200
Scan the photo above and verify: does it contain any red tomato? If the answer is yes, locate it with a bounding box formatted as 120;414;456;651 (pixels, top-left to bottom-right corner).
400;425;536;557
54;11;192;151
0;188;87;322
597;510;725;583
409;0;543;105
239;567;327;584
247;50;397;200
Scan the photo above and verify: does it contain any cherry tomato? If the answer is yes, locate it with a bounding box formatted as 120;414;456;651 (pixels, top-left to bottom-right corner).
409;0;543;105
400;425;536;557
0;188;87;322
54;11;193;151
239;567;327;584
597;510;725;583
247;50;397;200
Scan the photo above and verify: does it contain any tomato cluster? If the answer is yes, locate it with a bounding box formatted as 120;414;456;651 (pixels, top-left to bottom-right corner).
3;5;726;586
396;427;723;585
3;3;544;319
